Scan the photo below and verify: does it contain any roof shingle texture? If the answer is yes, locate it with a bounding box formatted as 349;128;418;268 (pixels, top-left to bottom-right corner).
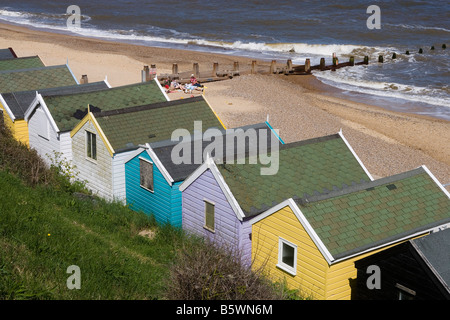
0;65;77;93
217;134;371;217
0;56;44;71
298;167;450;259
43;81;167;132
150;122;280;182
2;81;109;119
95;96;224;153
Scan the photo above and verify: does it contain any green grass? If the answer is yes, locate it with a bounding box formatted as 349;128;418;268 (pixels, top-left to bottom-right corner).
0;169;185;300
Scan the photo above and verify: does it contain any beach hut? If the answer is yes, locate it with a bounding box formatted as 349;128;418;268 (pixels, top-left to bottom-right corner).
249;166;450;300
0;64;79;145
24;80;167;165
124;121;281;227
178;131;373;265
353;227;450;300
0;81;109;146
70;96;225;202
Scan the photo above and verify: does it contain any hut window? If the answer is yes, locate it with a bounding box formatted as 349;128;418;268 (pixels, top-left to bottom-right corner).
396;283;415;300
140;158;154;192
86;131;97;160
204;200;215;232
277;238;297;276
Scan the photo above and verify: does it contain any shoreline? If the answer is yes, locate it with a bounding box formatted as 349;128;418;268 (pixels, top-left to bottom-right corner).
0;21;448;189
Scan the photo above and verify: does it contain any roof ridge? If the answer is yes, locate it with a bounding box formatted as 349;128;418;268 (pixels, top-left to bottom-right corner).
149;122;268;150
92;95;204;118
214;133;340;166
279;133;340;150
296;166;427;206
2;81;107;96
37;80;109;97
41;80;157;99
0;55;40;61
0;64;67;75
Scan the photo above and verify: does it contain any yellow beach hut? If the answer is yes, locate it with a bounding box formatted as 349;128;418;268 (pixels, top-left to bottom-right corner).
250;166;450;300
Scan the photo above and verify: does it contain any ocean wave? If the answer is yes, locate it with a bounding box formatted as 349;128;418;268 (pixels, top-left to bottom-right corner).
385;23;450;33
313;68;450;108
184;40;370;57
0;8;91;25
0;9;30;18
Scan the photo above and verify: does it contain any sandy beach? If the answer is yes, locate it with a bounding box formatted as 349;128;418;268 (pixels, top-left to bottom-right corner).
0;22;448;190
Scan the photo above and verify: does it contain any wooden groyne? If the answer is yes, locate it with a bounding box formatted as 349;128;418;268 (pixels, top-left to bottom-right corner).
144;58;358;87
146;53;370;85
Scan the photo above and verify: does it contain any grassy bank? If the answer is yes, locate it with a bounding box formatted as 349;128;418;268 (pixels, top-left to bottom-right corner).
0;167;185;299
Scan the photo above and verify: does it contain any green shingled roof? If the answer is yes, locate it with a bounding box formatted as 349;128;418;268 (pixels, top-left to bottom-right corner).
0;65;77;93
217;134;371;217
0;56;45;71
43;81;167;132
297;167;450;260
94;96;224;153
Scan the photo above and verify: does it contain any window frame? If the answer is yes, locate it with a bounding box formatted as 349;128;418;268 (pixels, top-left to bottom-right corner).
277;237;297;276
139;157;154;193
203;199;215;233
85;130;97;161
396;283;415;300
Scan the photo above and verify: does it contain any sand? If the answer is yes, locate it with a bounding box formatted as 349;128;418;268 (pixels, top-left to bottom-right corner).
0;22;449;190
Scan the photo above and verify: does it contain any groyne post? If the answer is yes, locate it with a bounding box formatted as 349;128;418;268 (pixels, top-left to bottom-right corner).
270;60;276;74
251;60;257;74
150;64;157;80
305;59;311;73
332;53;338;66
143;65;150;81
193;63;199;77
320;58;325;70
233;62;240;75
286;59;293;73
172;63;178;76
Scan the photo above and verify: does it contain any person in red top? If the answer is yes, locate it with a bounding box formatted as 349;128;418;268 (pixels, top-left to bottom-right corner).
190;74;203;88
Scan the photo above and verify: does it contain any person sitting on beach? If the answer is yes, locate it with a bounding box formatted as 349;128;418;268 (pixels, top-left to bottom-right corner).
190;74;203;88
170;80;184;91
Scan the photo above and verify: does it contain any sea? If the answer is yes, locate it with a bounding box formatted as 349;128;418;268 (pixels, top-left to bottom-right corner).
0;0;449;120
